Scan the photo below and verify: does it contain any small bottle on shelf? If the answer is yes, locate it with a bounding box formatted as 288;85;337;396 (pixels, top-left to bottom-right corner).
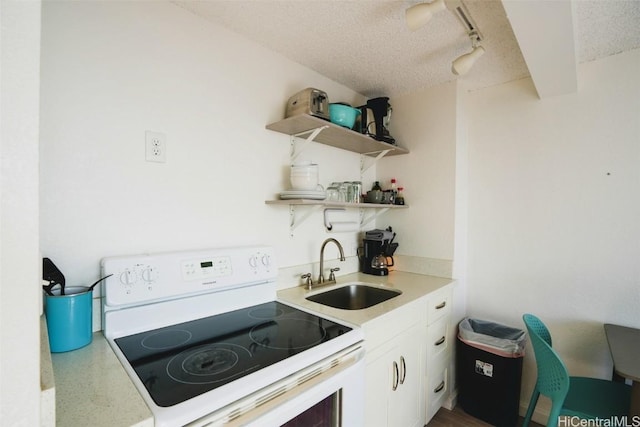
395;187;405;205
372;181;382;191
388;178;398;204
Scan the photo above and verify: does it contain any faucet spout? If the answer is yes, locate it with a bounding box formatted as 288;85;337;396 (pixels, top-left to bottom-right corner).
318;238;346;284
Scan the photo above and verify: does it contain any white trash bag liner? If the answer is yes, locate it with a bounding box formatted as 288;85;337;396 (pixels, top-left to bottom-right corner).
458;318;526;358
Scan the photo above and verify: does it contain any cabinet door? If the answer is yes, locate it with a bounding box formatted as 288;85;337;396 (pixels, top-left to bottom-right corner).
364;323;425;427
389;324;425;427
364;345;394;427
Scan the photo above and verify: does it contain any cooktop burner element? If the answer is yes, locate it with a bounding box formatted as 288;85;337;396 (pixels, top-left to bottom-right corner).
141;330;192;350
168;343;250;384
114;301;351;407
250;318;326;350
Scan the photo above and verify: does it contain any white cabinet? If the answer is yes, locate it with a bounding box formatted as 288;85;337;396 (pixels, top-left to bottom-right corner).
424;284;453;423
361;283;454;427
363;297;426;427
365;322;424;427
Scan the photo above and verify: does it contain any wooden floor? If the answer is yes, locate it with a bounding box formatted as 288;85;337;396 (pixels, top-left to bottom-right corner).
428;405;544;427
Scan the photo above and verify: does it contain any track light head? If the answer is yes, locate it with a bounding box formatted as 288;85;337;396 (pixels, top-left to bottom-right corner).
451;45;485;75
451;31;485;75
405;0;447;31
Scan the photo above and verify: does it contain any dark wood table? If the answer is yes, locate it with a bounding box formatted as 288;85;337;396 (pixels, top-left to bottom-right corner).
604;323;640;417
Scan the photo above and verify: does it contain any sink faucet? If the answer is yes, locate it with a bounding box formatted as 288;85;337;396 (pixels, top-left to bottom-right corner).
318;238;346;285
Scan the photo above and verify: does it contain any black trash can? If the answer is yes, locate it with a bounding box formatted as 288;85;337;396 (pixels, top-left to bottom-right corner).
456;318;526;426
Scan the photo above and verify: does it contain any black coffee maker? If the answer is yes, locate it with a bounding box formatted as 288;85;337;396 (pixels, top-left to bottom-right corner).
359;228;399;276
360;97;395;145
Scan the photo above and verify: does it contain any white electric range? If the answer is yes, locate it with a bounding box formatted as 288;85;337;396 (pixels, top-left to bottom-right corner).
101;245;364;426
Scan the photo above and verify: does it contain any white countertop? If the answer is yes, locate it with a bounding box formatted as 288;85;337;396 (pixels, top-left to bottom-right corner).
50;332;153;427
278;271;454;327
47;270;453;427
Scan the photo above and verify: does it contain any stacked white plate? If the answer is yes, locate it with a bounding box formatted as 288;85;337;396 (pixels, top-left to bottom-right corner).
279;190;326;200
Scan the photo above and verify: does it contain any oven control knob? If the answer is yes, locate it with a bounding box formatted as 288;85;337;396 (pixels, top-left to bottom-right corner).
141;267;156;283
120;269;137;286
249;255;258;268
261;254;271;267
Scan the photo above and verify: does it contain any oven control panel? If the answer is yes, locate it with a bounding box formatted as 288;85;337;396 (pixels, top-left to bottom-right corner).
180;256;232;281
101;246;277;308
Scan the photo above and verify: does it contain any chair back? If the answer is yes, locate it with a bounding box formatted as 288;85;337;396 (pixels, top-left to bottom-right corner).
523;314;570;403
523;313;552;346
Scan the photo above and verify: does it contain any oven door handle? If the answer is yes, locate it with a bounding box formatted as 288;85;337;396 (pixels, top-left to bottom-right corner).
196;344;365;426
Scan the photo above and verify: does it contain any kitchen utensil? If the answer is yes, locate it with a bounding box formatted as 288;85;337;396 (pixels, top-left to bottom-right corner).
385;243;399;257
42;280;56;296
328;103;361;129
285;88;330;120
43;257;66;296
87;274;113;292
45;286;92;352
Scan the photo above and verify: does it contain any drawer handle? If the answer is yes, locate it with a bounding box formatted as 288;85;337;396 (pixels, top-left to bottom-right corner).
434;381;445;393
435;336;446;346
392;361;399;391
435;301;446;310
399;356;406;385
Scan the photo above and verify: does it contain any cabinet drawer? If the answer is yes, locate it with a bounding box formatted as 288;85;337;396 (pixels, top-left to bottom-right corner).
427;286;452;325
425;356;449;423
364;298;424;353
426;315;450;362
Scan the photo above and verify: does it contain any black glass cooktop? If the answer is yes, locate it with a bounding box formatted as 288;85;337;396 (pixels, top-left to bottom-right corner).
115;301;351;407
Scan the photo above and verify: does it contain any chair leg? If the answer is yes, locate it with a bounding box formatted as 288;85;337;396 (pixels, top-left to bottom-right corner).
522;389;540;427
546;402;564;427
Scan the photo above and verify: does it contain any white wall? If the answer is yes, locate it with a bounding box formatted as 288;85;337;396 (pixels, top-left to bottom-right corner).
39;1;370;320
378;81;457;278
465;49;640;416
0;0;42;425
379;81;457;260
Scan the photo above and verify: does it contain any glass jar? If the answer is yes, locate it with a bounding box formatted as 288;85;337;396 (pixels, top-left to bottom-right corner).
350;181;362;203
326;182;341;201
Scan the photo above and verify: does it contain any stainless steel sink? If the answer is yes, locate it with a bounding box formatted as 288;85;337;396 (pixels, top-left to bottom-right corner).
306;283;401;310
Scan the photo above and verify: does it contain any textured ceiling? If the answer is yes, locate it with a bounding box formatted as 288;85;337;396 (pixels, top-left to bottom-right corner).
174;0;640;98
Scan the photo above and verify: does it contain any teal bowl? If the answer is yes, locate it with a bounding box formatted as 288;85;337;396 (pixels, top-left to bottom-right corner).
329;104;361;129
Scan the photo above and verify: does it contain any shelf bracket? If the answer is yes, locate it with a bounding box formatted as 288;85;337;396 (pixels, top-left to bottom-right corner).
360;149;391;174
360;207;390;228
289;204;322;236
290;125;330;162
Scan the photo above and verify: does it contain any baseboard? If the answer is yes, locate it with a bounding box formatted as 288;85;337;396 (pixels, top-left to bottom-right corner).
444;387;457;410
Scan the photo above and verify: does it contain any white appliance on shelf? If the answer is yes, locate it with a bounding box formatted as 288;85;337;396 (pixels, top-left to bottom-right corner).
101;245;364;427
